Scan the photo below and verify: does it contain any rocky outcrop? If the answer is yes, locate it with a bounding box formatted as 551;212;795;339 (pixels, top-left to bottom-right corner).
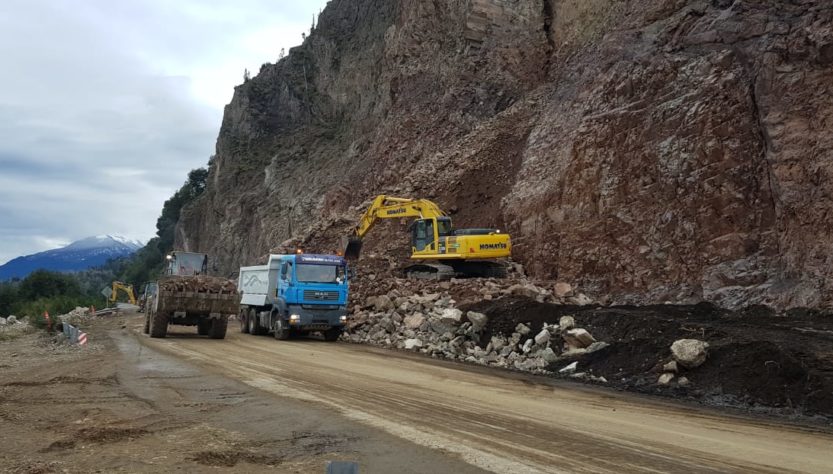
178;0;833;309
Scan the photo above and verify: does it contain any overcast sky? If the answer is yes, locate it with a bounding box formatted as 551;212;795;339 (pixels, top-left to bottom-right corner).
0;0;328;264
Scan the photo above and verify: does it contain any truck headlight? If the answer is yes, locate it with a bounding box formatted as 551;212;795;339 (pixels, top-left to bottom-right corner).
289;314;300;324
339;315;347;323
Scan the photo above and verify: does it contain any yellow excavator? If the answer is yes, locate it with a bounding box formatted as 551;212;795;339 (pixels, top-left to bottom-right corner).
340;195;511;278
110;281;137;306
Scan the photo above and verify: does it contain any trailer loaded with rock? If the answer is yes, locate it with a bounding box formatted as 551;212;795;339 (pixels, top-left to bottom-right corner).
144;251;240;339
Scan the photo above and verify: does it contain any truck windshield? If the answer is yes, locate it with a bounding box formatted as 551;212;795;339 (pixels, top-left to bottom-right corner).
296;264;345;284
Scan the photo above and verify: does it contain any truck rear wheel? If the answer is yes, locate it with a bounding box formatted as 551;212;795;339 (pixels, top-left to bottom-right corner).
143;310;150;334
197;319;211;336
323;328;342;342
209;317;228;339
249;308;267;335
274;317;290;341
239;309;249;334
150;310;169;338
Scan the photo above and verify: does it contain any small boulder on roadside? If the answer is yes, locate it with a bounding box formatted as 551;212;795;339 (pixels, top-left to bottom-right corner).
671;339;709;369
7;315;18;324
515;323;531;336
559;315;575;331
678;376;691;387
559;361;578;374
658;373;675;385
554;282;573;298
663;360;679;373
404;339;423;350
534;329;550;346
373;295;394;312
568;293;593;306
537;347;559;363
466;311;488;332
0;317;6;326
403;313;426;330
563;328;596;348
439;308;463;325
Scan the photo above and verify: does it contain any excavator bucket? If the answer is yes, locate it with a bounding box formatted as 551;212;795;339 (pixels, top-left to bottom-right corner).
340;235;363;260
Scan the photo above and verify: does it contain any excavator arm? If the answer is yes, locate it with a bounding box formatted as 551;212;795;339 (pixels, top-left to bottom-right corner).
110;281;137;306
353;195;447;238
342;195;446;259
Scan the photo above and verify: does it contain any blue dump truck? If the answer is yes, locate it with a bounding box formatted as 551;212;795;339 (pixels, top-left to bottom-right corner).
238;253;349;341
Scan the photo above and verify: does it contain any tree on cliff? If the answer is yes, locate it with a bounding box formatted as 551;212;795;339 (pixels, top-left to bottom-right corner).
120;167;208;286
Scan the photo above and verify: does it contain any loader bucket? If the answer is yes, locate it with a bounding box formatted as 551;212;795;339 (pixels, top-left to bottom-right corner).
340;235;363;260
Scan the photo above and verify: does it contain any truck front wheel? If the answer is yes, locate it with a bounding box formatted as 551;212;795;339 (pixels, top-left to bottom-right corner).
150;311;169;338
209;317;228;339
274;317;290;341
197;319;211;336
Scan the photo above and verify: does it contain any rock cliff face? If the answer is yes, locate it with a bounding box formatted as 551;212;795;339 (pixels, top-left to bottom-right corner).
177;0;833;309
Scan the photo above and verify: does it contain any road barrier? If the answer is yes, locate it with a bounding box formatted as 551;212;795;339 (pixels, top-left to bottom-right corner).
62;322;88;346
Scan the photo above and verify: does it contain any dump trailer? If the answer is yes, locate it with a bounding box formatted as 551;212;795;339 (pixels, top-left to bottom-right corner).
143;251;240;339
238;253;349;341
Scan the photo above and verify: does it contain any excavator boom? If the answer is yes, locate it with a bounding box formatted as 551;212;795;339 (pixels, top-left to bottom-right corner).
342;195;448;259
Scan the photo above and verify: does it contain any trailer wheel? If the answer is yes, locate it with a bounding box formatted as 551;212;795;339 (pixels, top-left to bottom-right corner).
150;310;169;338
250;308;267;335
209;316;228;339
323;328;342;342
197;319;211;336
273;317;290;341
239;309;249;334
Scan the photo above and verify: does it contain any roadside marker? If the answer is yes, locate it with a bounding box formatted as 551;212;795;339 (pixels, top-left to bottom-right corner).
44;311;51;330
78;331;88;346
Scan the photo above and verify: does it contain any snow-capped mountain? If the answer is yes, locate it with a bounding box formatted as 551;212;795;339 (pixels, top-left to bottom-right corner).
0;235;143;280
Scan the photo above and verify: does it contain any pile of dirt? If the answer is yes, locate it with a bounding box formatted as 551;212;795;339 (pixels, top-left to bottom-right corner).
461;296;833;419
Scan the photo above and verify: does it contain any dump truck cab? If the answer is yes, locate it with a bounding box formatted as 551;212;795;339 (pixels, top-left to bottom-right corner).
238;253;349;341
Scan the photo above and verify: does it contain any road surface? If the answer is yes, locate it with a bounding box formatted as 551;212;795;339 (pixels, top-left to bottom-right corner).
140;323;833;473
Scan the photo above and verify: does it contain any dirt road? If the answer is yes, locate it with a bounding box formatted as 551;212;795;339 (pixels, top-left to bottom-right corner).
142;320;833;474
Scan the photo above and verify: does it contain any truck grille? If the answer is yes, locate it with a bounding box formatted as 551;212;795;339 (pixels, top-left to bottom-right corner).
303;290;339;301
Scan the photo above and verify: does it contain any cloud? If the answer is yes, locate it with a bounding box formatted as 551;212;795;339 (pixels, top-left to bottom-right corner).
0;0;328;264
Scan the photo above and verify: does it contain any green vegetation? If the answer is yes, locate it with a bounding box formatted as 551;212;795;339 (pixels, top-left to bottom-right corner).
0;167;209;320
0;270;99;322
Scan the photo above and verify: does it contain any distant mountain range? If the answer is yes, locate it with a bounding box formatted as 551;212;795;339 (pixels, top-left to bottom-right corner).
0;235;143;280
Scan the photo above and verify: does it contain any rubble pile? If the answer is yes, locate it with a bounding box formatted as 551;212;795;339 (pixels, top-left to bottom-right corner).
343;276;606;378
0;315;32;338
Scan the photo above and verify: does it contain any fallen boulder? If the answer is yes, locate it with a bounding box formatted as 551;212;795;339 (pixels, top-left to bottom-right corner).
559;315;575;331
534;329;550;346
466;311;488;332
563;328;596;348
671;339;709;369
373;295;394;312
559;361;578;374
403;313;426;330
658;373;675;385
7;315;18;324
554;282;573;298
404;338;423;350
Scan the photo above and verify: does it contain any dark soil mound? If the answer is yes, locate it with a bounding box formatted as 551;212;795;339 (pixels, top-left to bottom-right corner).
461;296;833;419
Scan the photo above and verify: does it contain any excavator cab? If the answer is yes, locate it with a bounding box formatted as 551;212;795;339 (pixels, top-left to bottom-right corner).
411;217;453;252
